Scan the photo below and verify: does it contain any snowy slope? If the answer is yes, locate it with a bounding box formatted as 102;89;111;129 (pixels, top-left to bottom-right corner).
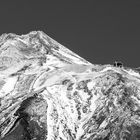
1;31;140;140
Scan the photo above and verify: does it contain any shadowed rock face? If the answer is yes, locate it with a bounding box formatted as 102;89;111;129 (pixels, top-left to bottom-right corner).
0;31;140;140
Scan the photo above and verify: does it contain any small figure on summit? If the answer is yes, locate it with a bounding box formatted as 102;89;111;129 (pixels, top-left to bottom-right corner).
113;61;123;68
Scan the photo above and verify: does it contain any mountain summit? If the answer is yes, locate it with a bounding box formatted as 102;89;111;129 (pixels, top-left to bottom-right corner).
0;31;91;70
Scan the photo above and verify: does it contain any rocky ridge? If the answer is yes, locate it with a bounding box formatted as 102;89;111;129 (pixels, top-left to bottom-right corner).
0;31;140;140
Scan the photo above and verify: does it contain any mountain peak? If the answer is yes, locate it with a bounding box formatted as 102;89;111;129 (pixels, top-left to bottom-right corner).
0;31;92;77
1;31;140;140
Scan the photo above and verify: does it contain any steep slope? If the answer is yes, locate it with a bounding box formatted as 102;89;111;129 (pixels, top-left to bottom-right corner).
0;31;140;140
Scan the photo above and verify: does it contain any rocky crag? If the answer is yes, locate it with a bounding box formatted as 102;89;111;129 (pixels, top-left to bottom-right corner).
0;31;140;140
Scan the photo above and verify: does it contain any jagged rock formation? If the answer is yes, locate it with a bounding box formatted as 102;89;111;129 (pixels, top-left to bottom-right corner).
0;31;140;140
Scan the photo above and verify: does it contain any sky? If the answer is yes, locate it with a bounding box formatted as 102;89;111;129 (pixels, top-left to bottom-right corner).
0;0;140;68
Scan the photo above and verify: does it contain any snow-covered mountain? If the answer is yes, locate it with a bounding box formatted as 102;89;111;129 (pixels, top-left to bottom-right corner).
1;31;140;140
